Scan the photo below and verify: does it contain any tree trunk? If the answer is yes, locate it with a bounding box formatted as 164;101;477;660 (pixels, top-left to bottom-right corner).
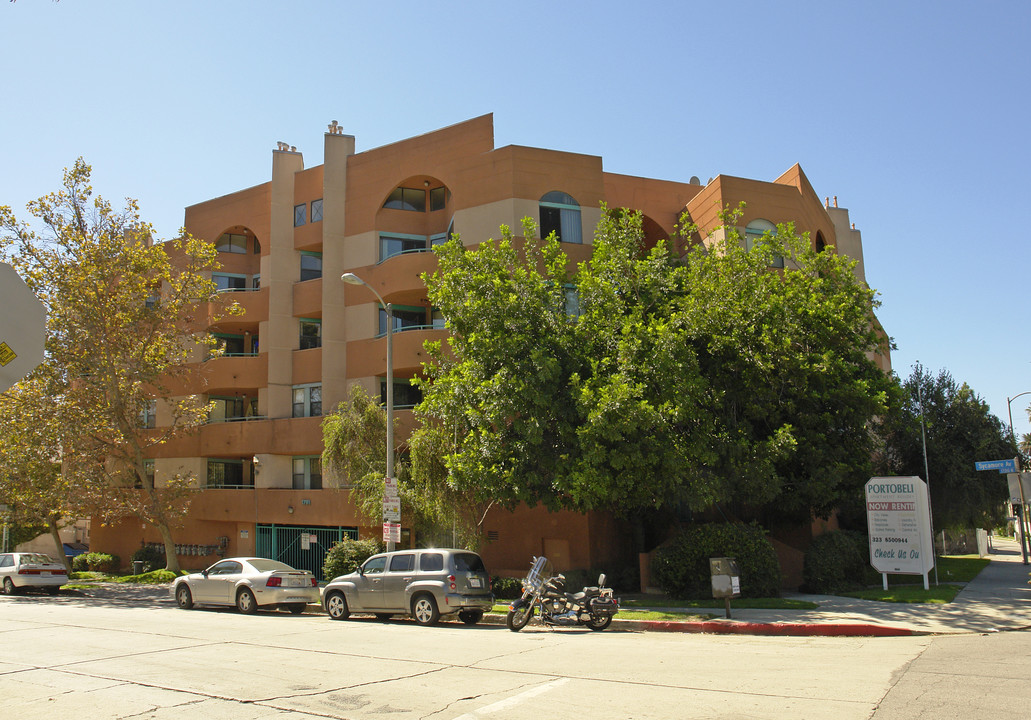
47;514;72;574
156;520;181;574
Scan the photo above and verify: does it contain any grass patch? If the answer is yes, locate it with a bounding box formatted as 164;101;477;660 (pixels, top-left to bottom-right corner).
840;584;962;604
621;595;818;611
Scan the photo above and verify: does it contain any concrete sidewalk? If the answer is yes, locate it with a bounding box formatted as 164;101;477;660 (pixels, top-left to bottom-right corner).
626;537;1031;636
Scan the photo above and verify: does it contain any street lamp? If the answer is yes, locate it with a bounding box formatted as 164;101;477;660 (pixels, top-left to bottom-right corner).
341;272;395;551
1007;391;1031;564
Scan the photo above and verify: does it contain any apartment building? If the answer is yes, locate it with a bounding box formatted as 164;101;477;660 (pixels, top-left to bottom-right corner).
89;114;885;580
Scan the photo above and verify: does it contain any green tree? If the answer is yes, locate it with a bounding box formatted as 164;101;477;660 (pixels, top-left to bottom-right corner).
416;206;893;526
0;159;234;573
873;365;1014;529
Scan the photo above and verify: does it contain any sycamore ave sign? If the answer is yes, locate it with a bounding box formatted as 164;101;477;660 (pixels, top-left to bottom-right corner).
865;477;934;585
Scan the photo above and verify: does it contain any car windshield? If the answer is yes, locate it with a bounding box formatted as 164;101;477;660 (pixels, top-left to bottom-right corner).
20;554;58;565
248;559;296;573
452;553;485;572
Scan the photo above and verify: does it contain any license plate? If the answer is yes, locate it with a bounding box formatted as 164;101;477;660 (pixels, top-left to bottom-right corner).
287;578;305;587
469;578;481;588
41;572;51;577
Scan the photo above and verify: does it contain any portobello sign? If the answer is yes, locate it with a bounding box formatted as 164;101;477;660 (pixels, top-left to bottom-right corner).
865;476;934;579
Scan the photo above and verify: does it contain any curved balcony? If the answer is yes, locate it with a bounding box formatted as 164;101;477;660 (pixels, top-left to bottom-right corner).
207;287;268;333
347;326;448;378
351;250;439;304
293;277;323;318
197;353;268;395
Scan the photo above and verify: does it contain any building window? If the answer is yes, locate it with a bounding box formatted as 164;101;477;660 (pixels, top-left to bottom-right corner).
744;219;784;268
379;233;429;262
380;378;423;408
215;233;248;254
429;187;446;212
293;456;322;490
311;199;323;223
539;191;582;244
299;319;321;350
300;252;322;281
294;203;307;227
207;459;251;488
213;272;248;292
292;384;322;418
379;305;427;335
431;308;446;329
214;333;246;356
383;187;426;212
252;275;261;290
209;396;247;422
140;400;157;429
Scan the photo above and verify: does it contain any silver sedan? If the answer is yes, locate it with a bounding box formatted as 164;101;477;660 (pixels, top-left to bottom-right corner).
0;553;68;595
171;557;319;614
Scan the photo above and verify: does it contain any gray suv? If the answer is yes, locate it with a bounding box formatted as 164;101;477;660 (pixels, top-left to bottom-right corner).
321;548;493;626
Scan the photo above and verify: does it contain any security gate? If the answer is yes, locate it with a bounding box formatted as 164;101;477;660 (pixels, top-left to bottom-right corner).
255;525;357;582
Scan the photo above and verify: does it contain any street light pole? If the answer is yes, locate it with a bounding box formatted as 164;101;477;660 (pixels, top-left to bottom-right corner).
1007;391;1031;564
341;273;395;552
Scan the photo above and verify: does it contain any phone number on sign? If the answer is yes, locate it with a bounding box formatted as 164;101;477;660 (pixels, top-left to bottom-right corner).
870;537;909;544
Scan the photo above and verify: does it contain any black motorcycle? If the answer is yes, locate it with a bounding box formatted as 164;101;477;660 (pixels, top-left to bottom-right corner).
506;556;619;632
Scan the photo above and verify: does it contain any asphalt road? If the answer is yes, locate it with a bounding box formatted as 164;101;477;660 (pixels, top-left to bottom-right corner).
1;589;1029;719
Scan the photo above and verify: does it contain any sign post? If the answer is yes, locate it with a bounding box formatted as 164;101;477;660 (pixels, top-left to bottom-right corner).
865;477;935;590
382;476;400;551
977;458;1027;564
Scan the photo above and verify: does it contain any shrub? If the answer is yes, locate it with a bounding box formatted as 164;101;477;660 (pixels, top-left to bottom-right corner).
650;523;781;599
491;576;524;599
323;538;383;580
71;552;120;573
802;530;872;594
131;545;165;573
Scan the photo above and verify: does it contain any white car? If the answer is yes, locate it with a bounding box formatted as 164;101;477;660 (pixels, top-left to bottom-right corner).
171;557;320;614
0;553;68;595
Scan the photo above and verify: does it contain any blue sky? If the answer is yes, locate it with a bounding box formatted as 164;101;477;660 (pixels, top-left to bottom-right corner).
3;1;1030;442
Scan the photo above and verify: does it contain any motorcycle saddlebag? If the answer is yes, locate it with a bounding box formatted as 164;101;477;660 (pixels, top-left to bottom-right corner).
589;596;618;616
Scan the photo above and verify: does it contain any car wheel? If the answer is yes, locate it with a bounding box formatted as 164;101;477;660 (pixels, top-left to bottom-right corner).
175;584;194;610
411;594;440;626
286;603;307;615
325;591;350;621
375;613;394;621
236;588;257;614
458;610;483;625
46;587;60;596
3;577;18;596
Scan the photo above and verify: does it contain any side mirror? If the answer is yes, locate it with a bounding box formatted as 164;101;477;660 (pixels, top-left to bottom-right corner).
357;566;365;576
598;573;606;587
202;570;209;578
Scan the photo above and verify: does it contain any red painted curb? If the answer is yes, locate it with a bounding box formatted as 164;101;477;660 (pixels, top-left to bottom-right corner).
638;620;914;637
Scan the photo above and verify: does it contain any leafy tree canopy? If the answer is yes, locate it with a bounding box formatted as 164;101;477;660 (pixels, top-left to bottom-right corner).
414;206;894;523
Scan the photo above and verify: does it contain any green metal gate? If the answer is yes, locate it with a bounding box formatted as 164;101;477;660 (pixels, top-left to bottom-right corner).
255;525;358;582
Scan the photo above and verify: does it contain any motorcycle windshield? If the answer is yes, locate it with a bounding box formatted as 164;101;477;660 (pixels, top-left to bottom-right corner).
525;556;555;593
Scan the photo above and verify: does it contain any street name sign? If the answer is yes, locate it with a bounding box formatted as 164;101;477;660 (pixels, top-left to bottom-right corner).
865;477;934;578
975;458;1018;473
0;263;46;392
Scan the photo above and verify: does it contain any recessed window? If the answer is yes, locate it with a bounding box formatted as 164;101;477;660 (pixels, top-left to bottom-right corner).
213;273;248;292
539;191;582;244
294;203;307;227
292;456;322;490
429;187;446;212
379;234;429;262
292;384;322;418
744;219;784;268
207;459;251;489
380;378;423;408
379;305;427;335
215;333;246;355
311;199;323;223
215;233;248;254
300;252;322;281
299;319;321;350
383;187;426;212
209;396;246;422
140;400;157;429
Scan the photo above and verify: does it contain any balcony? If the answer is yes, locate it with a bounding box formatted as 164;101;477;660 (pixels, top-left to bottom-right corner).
208;287;268;333
293;277;323;318
347;325;448;377
198;353;267;394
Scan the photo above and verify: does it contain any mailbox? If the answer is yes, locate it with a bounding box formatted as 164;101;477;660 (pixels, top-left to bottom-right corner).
710;557;740;599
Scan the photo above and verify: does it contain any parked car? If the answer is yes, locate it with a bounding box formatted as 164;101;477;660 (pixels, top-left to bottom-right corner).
0;553;68;595
321;548;494;626
171;557;319;614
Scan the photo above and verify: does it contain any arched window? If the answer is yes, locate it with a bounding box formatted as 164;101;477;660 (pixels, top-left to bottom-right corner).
815;231;827;253
539;191;582;244
744;219;784;268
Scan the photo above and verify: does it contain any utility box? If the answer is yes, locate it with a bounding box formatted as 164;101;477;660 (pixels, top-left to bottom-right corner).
710;556;740;616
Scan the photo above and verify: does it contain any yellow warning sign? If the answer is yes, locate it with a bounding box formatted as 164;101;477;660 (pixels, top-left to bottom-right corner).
0;342;15;367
